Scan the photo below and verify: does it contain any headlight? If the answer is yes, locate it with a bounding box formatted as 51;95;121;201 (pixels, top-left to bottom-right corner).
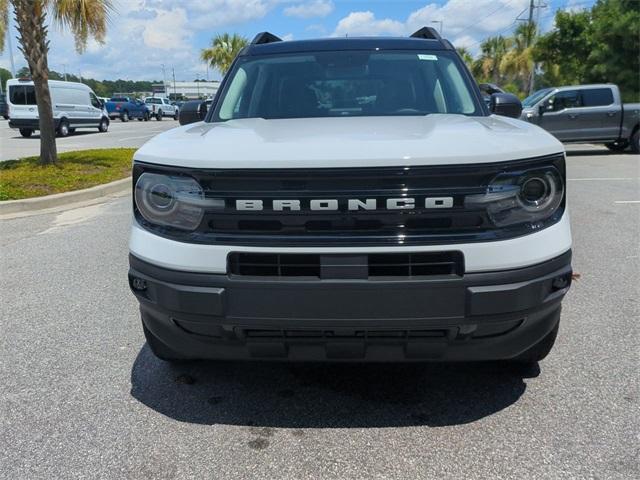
465;166;564;228
134;172;205;231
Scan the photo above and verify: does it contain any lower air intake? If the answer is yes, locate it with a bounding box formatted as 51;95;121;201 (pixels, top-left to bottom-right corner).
228;251;464;278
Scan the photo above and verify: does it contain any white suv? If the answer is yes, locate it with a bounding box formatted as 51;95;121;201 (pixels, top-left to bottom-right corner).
144;97;178;121
129;29;572;365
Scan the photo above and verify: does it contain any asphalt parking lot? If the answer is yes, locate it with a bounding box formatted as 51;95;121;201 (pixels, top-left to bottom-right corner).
1;145;638;479
0;118;177;161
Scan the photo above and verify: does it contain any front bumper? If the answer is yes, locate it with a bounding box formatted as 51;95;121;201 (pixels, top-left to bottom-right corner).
129;250;572;362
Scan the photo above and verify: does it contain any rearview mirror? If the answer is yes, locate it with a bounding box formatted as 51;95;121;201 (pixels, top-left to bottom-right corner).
179;100;208;125
489;93;523;119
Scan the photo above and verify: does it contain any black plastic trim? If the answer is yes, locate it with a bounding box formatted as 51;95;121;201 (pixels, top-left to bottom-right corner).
410;27;442;41
129;251;571;361
251;31;282;45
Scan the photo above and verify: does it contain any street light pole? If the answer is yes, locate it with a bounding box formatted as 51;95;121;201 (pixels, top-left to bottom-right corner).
6;17;16;77
161;64;167;95
172;67;177;99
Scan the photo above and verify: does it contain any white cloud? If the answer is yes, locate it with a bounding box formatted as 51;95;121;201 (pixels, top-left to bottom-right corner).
332;0;530;54
451;34;476;50
333;11;405;37
565;0;590;13
284;0;334;19
142;8;191;50
147;0;273;29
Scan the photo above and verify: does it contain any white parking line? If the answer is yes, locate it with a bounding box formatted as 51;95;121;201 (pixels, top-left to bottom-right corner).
614;200;640;204
116;134;158;142
568;177;638;181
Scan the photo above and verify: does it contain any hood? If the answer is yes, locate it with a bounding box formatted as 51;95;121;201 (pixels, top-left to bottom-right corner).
134;115;564;169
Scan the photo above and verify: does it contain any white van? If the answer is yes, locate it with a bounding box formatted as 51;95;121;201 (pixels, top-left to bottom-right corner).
7;79;110;138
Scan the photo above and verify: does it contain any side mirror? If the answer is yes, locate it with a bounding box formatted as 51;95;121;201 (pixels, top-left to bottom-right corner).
490;93;522;119
179;100;208;125
539;99;556;115
98;100;105;108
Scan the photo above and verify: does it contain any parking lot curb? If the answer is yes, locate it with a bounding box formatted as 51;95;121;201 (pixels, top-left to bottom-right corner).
0;177;131;218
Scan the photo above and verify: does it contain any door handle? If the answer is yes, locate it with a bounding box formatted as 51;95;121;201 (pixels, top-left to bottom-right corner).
607;111;617;117
568;113;579;119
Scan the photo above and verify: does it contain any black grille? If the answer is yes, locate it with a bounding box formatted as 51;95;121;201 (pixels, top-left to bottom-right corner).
134;154;565;247
228;251;464;278
242;328;450;340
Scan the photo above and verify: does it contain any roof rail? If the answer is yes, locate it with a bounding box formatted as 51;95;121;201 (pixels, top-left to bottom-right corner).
410;27;442;41
251;32;282;45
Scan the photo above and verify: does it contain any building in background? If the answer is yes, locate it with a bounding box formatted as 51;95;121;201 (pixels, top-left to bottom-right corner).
151;81;220;100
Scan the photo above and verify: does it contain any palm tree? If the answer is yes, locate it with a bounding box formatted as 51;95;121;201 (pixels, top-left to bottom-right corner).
201;33;248;76
475;36;510;84
0;0;113;165
456;46;474;69
500;23;537;94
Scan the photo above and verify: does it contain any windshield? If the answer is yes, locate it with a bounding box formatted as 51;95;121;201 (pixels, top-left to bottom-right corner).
522;88;553;107
212;50;481;121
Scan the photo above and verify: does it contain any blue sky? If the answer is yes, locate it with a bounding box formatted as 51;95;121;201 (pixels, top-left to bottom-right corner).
0;0;595;82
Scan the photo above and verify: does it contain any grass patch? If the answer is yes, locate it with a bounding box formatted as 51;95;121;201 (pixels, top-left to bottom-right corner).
0;148;135;201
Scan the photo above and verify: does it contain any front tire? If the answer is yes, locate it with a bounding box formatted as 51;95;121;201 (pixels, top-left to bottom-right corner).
121;111;129;122
156;110;163;121
631;129;640;154
605;141;629;152
142;321;188;363
19;128;33;138
173;111;178;120
98;117;109;132
58;120;70;137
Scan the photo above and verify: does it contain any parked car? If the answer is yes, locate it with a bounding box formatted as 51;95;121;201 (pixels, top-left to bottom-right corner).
7;78;109;137
131;28;572;365
0;92;8;119
106;97;149;122
521;84;640;153
144;97;178;120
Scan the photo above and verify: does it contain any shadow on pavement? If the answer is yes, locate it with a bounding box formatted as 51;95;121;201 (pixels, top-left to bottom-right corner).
130;344;538;428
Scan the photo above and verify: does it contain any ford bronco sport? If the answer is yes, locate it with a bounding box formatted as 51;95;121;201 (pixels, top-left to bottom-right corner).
129;28;572;363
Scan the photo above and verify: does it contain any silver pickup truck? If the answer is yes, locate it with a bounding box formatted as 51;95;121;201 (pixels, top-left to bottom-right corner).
521;84;640;153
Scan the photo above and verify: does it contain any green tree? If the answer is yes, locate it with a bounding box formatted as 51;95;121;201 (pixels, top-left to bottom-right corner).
0;0;113;165
200;33;248;76
588;0;640;102
534;0;639;102
501;23;536;94
533;9;592;86
456;47;474;70
0;66;11;91
473;36;510;84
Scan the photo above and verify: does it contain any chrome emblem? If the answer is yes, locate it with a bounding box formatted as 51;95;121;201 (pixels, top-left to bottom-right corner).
235;197;454;211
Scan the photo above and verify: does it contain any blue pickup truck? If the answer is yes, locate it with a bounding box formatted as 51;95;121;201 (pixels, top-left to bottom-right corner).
105;97;149;122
